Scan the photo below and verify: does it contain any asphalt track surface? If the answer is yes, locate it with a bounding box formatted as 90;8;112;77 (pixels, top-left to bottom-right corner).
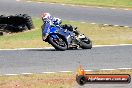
0;45;132;88
0;0;132;88
0;0;132;73
0;45;132;74
0;0;132;26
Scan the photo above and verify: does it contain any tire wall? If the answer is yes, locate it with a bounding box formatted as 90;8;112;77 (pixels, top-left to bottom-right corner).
0;14;34;34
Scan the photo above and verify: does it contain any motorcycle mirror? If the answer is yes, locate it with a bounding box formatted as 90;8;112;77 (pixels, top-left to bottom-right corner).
75;27;78;30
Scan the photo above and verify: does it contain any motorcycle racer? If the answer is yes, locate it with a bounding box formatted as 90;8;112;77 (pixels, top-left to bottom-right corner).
41;12;79;35
41;13;92;50
41;13;62;26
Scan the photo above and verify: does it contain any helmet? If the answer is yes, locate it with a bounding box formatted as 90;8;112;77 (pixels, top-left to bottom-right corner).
53;18;62;25
41;13;52;21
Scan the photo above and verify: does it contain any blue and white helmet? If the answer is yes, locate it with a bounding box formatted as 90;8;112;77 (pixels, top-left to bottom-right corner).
53;17;62;25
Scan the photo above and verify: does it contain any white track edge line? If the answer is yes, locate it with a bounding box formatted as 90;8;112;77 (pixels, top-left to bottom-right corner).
16;0;21;2
1;68;132;76
93;44;132;47
117;68;132;70
85;70;94;71
100;69;116;71
58;71;73;73
1;44;132;50
4;74;19;76
41;72;56;74
21;73;33;75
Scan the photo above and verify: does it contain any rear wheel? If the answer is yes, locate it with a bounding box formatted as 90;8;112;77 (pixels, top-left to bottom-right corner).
79;37;92;49
48;34;68;51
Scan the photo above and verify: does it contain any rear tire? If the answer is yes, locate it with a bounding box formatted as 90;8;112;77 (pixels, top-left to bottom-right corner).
23;15;34;30
48;34;68;51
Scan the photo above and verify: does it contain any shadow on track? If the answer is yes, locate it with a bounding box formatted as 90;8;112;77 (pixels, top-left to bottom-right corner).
26;48;56;51
26;48;87;52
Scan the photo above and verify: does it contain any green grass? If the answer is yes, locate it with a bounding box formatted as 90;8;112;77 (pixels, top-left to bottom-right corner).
30;0;132;8
1;18;132;49
0;18;49;49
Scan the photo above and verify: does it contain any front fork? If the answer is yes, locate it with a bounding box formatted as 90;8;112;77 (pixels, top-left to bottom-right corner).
75;34;86;44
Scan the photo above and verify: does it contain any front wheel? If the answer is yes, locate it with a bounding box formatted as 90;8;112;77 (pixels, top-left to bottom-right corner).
79;37;92;49
48;34;68;51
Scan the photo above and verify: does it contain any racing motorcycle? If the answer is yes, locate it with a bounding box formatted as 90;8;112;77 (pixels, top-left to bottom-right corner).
41;20;92;51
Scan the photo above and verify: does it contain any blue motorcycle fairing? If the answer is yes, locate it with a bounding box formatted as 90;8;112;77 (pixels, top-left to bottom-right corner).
43;25;61;40
42;21;75;45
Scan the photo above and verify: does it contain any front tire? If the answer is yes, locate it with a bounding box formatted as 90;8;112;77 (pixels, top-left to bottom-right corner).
48;34;68;51
79;37;92;49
